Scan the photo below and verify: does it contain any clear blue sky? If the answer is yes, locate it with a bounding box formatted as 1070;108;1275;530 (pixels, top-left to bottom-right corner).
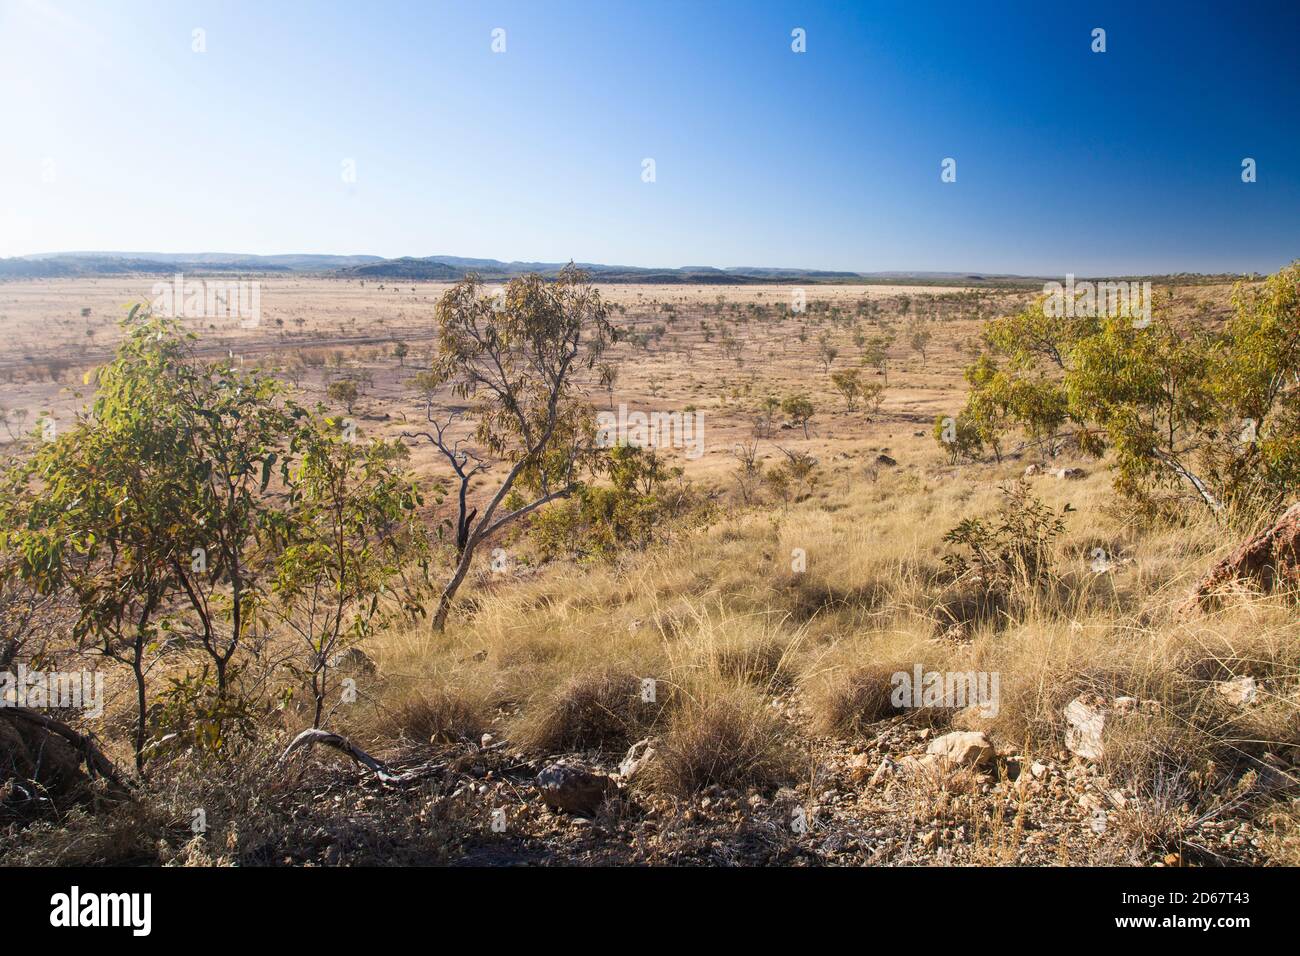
2;0;1297;274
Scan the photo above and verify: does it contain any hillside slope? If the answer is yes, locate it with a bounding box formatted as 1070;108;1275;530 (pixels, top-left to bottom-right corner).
10;445;1294;866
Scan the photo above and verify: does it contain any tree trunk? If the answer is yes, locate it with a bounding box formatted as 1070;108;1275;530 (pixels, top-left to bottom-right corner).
131;653;147;776
432;544;477;633
312;667;325;729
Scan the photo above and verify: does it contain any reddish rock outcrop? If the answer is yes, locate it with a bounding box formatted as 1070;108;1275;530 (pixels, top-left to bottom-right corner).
1185;503;1300;612
1;707;127;817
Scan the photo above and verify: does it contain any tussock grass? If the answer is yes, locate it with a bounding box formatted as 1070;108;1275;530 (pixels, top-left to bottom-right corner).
381;687;487;745
643;684;798;796
512;667;657;752
803;632;955;734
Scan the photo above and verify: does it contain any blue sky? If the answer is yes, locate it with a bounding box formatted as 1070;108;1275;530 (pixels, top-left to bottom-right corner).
1;0;1297;274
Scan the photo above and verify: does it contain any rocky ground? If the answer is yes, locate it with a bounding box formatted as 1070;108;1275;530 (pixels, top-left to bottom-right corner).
8;503;1298;867
5;680;1287;867
240;687;1277;868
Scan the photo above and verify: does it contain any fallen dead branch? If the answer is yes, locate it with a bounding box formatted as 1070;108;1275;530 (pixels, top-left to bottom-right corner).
278;728;442;784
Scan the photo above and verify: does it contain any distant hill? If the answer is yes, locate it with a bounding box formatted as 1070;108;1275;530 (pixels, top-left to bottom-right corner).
0;252;1247;286
333;255;866;284
2;251;888;283
18;251;383;271
340;257;463;280
0;256;217;278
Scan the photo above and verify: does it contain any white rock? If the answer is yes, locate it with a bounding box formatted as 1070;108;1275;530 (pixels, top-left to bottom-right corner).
1215;676;1258;706
617;737;656;781
1064;694;1107;760
869;758;897;787
925;731;995;769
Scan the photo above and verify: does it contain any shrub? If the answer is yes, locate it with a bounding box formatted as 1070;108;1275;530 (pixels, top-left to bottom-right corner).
941;481;1067;598
959;263;1300;514
780;393;815;438
933;413;983;463
525;444;706;561
327;379;360;413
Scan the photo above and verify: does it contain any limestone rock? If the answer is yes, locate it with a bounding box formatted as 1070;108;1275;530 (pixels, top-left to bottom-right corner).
1215;676;1258;707
1064;694;1107;760
617;737;656;782
925;731;995;769
868;758;897;787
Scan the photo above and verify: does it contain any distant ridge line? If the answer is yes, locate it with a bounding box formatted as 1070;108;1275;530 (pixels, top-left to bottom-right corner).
0;252;1255;286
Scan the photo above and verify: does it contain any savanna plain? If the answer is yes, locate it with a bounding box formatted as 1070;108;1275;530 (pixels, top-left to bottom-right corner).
1;270;1297;867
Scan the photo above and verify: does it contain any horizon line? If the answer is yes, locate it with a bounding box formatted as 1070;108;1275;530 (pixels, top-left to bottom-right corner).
7;249;1279;281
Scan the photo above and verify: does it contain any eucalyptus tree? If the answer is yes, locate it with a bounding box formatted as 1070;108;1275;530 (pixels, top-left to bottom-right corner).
0;312;195;771
274;418;423;726
408;266;614;632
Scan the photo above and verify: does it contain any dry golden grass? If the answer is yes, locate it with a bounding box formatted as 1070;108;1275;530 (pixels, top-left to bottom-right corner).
380;687;487;746
643;684;798;796
340;444;1298;834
